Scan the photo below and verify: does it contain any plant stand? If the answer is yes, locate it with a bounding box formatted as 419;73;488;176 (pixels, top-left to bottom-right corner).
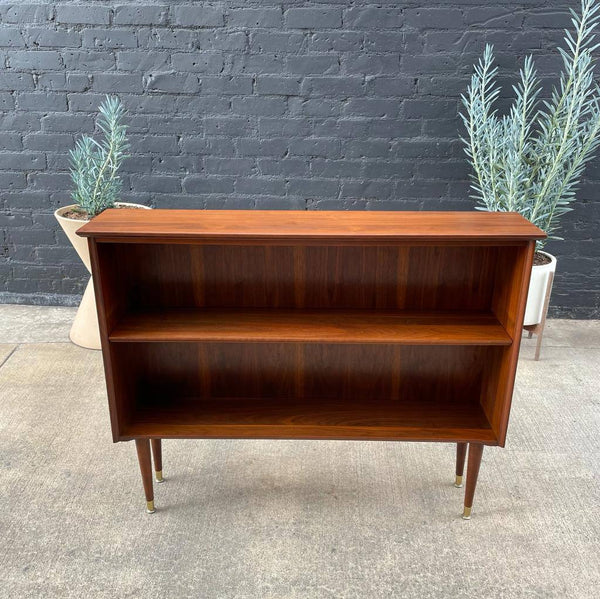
523;271;554;361
55;206;101;350
55;203;151;350
70;276;101;349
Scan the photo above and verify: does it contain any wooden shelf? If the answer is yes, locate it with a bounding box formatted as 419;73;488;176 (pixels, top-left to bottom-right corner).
78;209;547;243
109;309;512;345
122;396;496;443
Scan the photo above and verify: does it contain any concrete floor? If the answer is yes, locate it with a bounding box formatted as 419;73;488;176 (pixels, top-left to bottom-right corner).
0;304;598;599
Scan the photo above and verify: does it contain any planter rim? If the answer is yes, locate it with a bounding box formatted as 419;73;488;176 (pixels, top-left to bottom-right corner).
532;250;557;269
54;202;150;222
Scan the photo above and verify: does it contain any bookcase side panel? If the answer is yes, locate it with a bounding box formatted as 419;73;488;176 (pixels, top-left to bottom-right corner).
90;241;139;440
483;242;535;444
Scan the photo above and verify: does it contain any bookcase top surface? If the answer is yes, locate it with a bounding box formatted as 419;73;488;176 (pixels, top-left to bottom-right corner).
78;209;546;241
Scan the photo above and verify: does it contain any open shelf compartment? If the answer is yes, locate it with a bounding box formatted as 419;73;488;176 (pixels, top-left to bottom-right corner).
122;396;496;443
110;341;501;444
93;240;532;446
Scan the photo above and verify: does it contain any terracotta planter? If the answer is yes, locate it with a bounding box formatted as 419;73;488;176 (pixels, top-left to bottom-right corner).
55;203;150;349
523;251;556;326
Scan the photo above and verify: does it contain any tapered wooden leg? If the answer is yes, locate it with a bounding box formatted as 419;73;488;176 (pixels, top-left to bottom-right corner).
463;443;484;519
135;439;155;513
455;443;467;487
151;439;164;483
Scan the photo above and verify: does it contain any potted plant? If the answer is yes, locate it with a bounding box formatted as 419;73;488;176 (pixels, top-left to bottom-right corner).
55;95;149;349
460;0;600;327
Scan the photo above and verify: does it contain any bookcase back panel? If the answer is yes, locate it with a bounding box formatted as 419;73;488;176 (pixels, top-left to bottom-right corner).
102;243;499;312
112;342;493;406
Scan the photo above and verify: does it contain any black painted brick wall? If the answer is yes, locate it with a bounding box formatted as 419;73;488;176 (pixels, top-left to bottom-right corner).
0;1;598;317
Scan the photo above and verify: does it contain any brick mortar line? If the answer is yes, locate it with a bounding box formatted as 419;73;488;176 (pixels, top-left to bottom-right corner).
0;1;596;311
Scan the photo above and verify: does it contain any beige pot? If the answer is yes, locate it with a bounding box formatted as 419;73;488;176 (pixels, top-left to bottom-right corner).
55;203;150;350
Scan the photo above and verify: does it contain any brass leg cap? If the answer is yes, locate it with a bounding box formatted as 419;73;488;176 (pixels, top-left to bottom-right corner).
462;506;472;520
146;500;156;514
155;470;164;483
454;475;463;488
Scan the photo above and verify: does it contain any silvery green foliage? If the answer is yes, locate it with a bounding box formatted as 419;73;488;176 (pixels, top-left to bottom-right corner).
461;0;600;247
69;96;129;217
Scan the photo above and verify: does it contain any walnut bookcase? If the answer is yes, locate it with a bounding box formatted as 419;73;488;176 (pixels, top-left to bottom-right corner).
78;210;545;518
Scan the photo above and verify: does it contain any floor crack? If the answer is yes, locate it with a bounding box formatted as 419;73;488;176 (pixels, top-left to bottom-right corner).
0;345;18;370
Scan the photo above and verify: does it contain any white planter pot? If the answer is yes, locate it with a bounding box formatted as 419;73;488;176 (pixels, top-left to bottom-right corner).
523;251;556;327
55;203;150;349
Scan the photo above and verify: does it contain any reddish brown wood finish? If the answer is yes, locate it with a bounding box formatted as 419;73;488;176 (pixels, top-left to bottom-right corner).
482;241;536;445
109;309;511;345
135;439;153;503
456;443;467;478
464;443;484;513
78;210;546;243
109;342;496;442
151;439;162;474
97;243;500;311
123;397;495;442
88;238;133;442
81;209;544;515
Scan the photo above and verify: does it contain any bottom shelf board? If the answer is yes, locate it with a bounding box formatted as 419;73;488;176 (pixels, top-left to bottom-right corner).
121;397;497;443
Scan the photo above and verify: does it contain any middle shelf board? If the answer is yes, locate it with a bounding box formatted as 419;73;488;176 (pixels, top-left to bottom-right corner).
109;309;512;345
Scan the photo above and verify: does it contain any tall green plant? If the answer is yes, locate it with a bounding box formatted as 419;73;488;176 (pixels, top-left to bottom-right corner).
69;96;129;218
461;0;600;247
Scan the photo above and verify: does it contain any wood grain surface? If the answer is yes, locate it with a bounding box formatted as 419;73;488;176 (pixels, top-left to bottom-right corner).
122;396;496;443
109;308;512;345
96;243;501;311
78;209;546;242
85;211;541;452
